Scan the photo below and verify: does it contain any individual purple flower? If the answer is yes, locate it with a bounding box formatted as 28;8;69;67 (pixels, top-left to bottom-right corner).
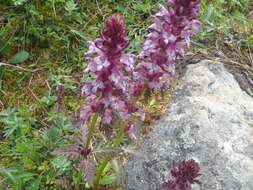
125;123;136;140
133;0;200;94
162;159;201;190
81;13;137;124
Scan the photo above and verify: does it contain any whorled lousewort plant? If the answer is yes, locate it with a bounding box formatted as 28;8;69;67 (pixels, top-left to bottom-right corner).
162;159;201;190
74;0;201;188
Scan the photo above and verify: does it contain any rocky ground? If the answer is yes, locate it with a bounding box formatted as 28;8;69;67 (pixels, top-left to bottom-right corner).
126;60;253;190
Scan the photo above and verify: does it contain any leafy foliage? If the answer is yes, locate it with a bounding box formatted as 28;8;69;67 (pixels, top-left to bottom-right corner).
0;107;76;189
199;0;251;40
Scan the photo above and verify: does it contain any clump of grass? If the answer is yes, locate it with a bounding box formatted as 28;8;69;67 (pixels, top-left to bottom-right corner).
199;0;251;41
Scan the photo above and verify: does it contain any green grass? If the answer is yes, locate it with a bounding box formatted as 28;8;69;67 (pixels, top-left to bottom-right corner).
199;0;252;43
0;0;252;189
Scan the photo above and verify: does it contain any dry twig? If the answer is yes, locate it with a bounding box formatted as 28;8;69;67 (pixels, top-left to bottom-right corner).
0;62;43;73
95;0;103;16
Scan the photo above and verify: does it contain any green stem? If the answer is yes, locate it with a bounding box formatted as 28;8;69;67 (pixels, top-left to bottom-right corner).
114;121;125;146
144;88;151;105
52;0;57;18
94;121;126;189
85;114;98;151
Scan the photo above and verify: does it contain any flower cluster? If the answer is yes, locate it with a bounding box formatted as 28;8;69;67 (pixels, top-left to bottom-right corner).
81;0;200;124
133;0;200;94
162;159;201;190
80;13;137;125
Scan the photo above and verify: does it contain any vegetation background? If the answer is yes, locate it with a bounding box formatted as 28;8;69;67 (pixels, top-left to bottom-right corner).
0;0;252;189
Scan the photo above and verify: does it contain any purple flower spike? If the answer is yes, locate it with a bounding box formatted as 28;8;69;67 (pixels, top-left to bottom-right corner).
133;0;200;93
162;159;201;190
81;14;137;124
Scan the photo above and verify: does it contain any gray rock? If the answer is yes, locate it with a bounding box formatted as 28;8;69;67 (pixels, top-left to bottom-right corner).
126;60;253;190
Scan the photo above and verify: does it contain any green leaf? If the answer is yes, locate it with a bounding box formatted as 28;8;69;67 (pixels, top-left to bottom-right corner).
0;40;10;53
95;156;111;186
42;127;60;144
0;67;4;80
65;0;78;13
27;178;41;190
12;0;28;6
99;175;116;185
10;50;29;64
70;29;87;40
0;168;17;183
51;156;71;175
14;172;37;180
